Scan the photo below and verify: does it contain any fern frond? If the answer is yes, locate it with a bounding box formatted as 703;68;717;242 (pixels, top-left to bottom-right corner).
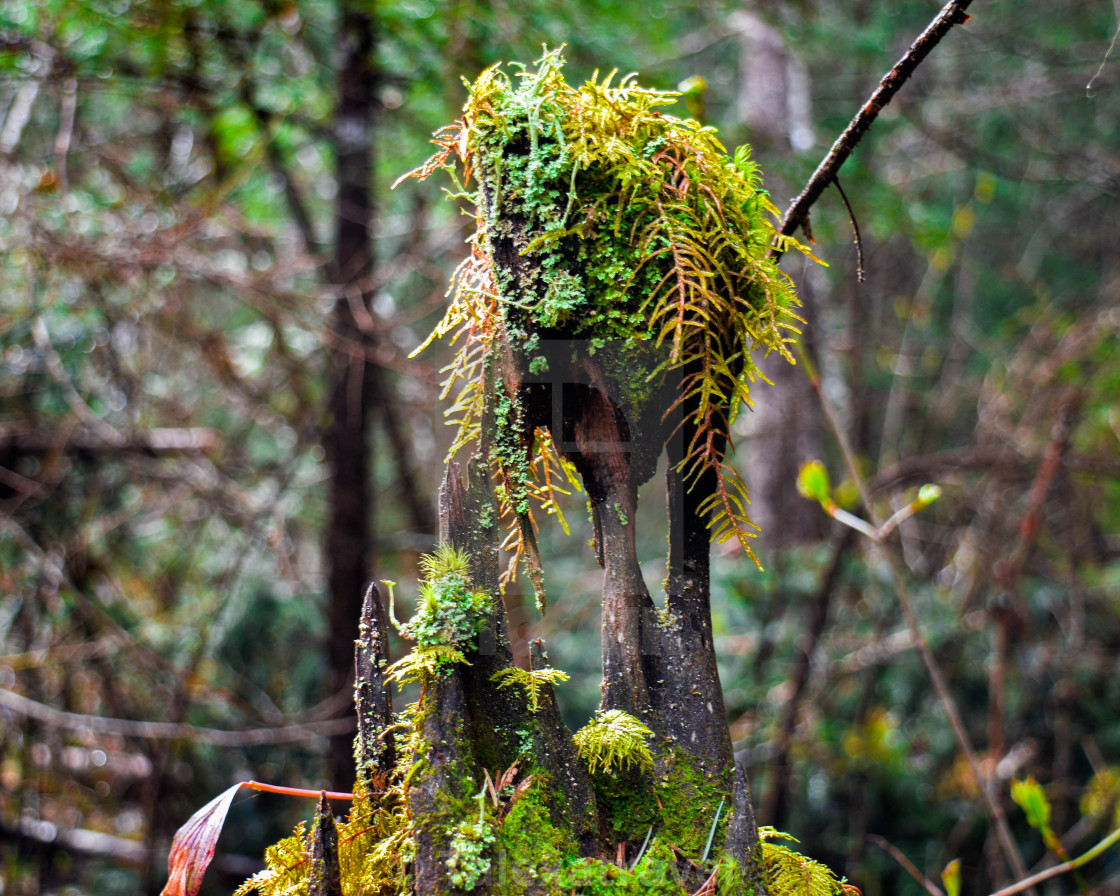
758;828;847;896
573;709;655;775
762;842;846;896
385;645;469;685
399;47;814;560
233;824;308;895
491;665;570;712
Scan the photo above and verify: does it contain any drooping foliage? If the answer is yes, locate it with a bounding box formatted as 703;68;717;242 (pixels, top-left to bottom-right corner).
399;48;814;572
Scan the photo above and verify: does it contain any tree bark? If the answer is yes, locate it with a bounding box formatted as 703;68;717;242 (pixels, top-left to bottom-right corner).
653;442;734;778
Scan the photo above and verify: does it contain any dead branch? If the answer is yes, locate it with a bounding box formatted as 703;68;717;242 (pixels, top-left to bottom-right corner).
778;0;975;242
0;426;219;457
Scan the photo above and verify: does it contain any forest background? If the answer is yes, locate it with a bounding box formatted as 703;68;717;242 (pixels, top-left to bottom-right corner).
2;1;1119;894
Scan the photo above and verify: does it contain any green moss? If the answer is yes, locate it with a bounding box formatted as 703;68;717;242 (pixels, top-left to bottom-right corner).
589;765;659;844
654;748;731;856
401;47;814;571
490;779;571;895
557;840;683;896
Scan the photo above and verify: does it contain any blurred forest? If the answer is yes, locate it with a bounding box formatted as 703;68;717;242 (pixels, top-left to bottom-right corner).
2;1;1119;894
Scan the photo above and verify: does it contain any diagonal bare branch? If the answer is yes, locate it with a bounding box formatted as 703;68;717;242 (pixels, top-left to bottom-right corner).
778;0;975;243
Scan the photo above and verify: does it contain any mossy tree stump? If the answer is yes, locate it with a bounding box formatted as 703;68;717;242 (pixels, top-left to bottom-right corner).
236;49;827;896
382;48;806;894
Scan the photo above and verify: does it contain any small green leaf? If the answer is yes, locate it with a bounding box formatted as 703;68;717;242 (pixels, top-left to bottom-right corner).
942;858;961;896
1012;777;1052;832
797;460;832;506
915;483;942;510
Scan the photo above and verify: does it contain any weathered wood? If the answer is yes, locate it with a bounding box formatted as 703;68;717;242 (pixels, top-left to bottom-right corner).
353;581;394;782
409;461;600;892
306;793;343;896
409;671;472;895
653;442;734;778
442;460;598;840
527;640;598;857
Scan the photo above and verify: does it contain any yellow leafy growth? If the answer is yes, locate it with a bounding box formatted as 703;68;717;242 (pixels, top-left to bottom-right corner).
491;665;570;712
398;47;813;573
573;709;655;775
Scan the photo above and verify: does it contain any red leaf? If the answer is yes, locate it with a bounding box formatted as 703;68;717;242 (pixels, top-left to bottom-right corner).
161;782;244;896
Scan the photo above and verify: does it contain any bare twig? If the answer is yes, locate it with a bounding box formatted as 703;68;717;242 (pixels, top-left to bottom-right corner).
778;0;975;242
53;76;77;189
0;687;356;746
988;826;1120;896
0;425;219;456
831;176;865;282
869;835;946;896
801;346;1032;886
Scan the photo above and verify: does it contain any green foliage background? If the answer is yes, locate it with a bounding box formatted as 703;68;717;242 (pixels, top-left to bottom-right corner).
2;1;1119;894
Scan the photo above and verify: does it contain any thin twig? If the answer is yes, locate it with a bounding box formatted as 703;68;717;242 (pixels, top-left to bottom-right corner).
777;0;975;243
53;77;77;190
0;687;356;746
988;826;1120;896
800;345;1032;887
832;176;865;282
869;834;945;896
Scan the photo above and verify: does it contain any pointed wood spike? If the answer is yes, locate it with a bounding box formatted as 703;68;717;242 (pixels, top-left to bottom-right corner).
354;580;394;780
306;792;343;896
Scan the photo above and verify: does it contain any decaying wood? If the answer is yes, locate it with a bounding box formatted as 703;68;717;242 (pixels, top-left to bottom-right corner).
353;582;395;781
307;793;343;896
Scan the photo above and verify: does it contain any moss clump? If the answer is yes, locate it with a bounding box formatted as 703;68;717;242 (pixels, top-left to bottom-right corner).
555;838;684;896
400;47;813;571
573;710;655;776
654;748;731;857
384;545;493;684
489;779;571;895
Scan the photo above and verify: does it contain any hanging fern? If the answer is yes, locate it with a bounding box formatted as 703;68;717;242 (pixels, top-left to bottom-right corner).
385;644;470;685
398;47;815;571
491;665;570;712
573;709;655;775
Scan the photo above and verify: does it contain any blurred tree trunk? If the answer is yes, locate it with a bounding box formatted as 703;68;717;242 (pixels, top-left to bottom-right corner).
324;1;379;789
731;9;827;552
